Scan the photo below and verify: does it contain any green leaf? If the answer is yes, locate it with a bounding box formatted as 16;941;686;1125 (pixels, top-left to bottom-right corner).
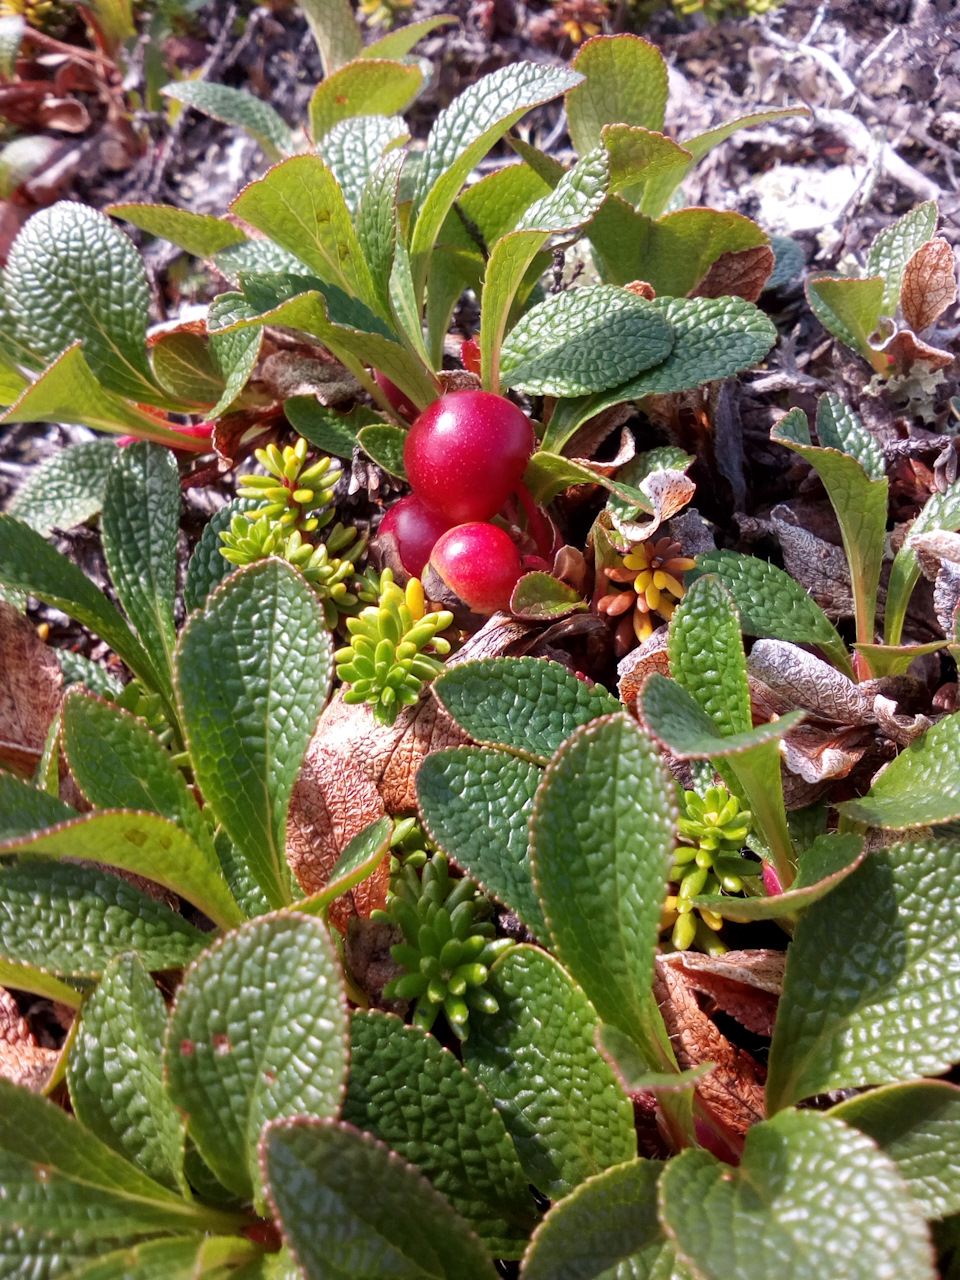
0;14;24;79
409;62;582;297
0;343;197;446
8;439;117;536
499;284;673;396
690;551;852;676
0;512;162;695
0;769;76;839
107;202;247;258
319;114;409;219
480;148;610;391
357;422;408;478
838;712;960;828
101;442;180;704
866;200;938;314
668;575;751;738
520;1158;677;1280
0;957;82;1008
765;234;805;290
151;331;224;406
417;747;546;936
389;229;431;363
601;123;692;215
60;689;214;861
183;497;259;613
566;34;668;153
886;476;960;645
831;1080;960;1219
166;913;348;1208
598;1025;714;1095
509;572;587;621
523;450;655;509
176;560;332;910
59;1235;262;1280
162;81;294;159
767;837;960;1111
691;832;864;921
433;658;621;763
214;238;305;286
660;1110;934;1280
309;61;421;140
363;14;457;58
68;952;186;1192
463;945;636;1201
4;202;165;404
530;713;675;1065
806;274;885;362
208;297;263;417
296;816;393;916
284;398;377;457
297;0;361;75
0;809;243;930
853;641;946;678
230;156;379;314
640;672;803;759
356;146;405;316
343;1010;537;1257
262;1118;500;1280
772;402;888;648
56;647;123;699
0;860;206;976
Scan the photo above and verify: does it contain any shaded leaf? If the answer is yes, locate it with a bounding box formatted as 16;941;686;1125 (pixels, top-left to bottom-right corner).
837;712;960;828
8;439;117;537
163;81;294;159
106;202;247;258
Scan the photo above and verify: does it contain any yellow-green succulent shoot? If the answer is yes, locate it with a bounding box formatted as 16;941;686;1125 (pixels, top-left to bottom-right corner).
236;438;342;534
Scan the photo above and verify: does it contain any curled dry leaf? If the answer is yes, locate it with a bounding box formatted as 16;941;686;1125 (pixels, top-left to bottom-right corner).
747;639;875;725
286;741;387;932
778;721;874;784
881;328;954;375
570;426;636;481
0;601;61;777
609;469;697;544
212;409;283;470
689;244;776;304
769;505;854;619
900;236;958;334
653;956;766;1136
660;949;785;1037
617;625;670;712
259;352;361;404
0;986;57;1092
565;404;635;465
872;695;931;748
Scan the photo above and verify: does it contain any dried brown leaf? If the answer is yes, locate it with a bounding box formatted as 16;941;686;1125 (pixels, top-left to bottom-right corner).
770;505;854;618
0;986;57;1092
882;328;954;374
259;352;360;404
609;469;696;544
0;602;61;777
661;948;784;1035
617;626;670;712
345;916;407;1013
779;721;873;783
689;244;776;304
900;236;958;333
747;639;875;724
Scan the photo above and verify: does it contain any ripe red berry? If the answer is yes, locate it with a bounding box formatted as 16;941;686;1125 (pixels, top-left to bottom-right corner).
428;522;522;615
378;493;454;577
374;371;419;423
403;391;535;525
460;336;481;376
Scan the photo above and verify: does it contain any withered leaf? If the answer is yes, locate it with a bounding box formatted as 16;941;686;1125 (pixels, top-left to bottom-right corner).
900;236;958;334
779;721;873;784
0;986;57;1092
689;244;776;304
770;505;854;619
609;469;697;544
882;328;954;374
617;626;670;713
661;949;784;1037
0;602;62;777
747;639;875;725
259;352;361;405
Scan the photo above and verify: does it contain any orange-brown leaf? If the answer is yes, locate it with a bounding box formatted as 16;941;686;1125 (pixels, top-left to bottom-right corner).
900;236;957;333
0;986;57;1092
0;602;61;777
690;245;776;304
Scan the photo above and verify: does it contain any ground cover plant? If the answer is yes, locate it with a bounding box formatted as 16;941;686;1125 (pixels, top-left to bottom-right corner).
0;1;959;1277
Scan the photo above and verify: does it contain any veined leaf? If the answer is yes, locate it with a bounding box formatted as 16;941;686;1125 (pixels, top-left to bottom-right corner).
660;1110;934;1280
298;0;361;75
55;648;123;699
214;238;305;286
566;34;668;152
690;551;852;677
107;203;248;258
409;62;582;297
285;398;377;457
806;274;886;364
57;1235;261;1280
101;442;180;705
309;61;421;141
176;560;332;910
463;945;636;1202
831;1080;960;1219
417;747;546;936
0;513;162;696
866;200;938;315
343;1011;537;1258
530;714;676;1068
356;146;405;319
520;1159;677;1280
0;770;76;839
319;114;409;219
8;439;117;537
68;952;186;1192
262;1118;499;1280
208;295;262;417
640;673;803;759
838;711;960;828
358;423;407;477
601;122;691;215
432;657;620;764
0;809;243;930
886;475;960;645
668;575;751;739
183;497;259;614
151;331;224;406
166;913;348;1209
0;861;206;977
767;837;960;1111
0;957;82;1008
499;284;673;396
4;202;162;405
362;14;457;59
163;81;294;159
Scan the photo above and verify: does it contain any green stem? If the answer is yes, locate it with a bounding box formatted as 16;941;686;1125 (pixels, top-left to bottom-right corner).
729;745;796;891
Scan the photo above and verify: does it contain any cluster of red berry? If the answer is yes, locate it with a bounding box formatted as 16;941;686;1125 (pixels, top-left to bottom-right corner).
377;385;537;615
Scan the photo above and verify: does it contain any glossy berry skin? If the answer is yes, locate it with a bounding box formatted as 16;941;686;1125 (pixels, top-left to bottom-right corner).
429;522;522;614
375;370;419;423
378;493;454;577
404;391;535;524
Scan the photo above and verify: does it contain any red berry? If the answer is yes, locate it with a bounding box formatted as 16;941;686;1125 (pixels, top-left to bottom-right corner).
461;336;481;376
403;391;535;525
374;371;419;423
428;522;522;614
378;493;454;577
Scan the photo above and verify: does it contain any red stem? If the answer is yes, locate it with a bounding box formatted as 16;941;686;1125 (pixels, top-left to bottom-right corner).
513;480;553;562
